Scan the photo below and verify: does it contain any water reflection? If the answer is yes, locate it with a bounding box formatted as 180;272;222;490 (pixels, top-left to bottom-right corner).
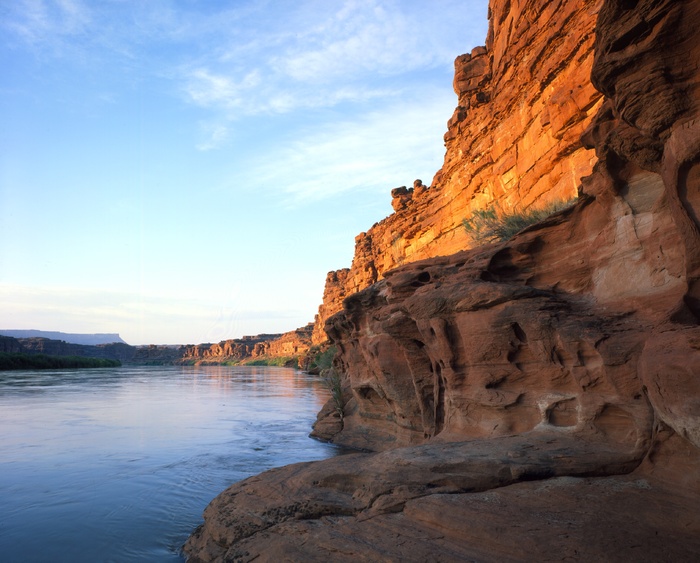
0;366;338;562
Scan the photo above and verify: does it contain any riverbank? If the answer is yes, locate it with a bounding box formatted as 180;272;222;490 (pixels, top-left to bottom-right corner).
0;353;121;370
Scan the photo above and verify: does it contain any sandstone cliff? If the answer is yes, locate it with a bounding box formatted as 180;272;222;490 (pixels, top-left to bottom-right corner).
312;0;604;344
185;0;700;560
180;324;313;367
0;327;313;367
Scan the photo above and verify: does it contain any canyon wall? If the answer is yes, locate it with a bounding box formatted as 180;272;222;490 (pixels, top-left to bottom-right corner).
0;327;314;367
312;0;604;344
180;324;313;366
314;0;700;453
0;335;152;363
185;0;700;560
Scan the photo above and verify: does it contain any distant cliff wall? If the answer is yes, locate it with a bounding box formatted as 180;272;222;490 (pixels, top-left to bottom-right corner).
0;328;314;367
181;324;313;366
0;330;127;345
312;0;603;344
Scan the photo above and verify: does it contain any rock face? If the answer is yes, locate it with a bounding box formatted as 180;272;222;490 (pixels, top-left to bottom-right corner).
1;328;315;367
185;431;700;562
312;0;604;336
184;0;700;561
181;324;313;366
312;270;351;345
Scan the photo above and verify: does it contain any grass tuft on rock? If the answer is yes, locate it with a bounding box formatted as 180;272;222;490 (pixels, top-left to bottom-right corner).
463;198;577;244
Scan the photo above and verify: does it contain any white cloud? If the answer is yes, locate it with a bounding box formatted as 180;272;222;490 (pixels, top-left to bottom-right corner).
3;0;91;48
270;0;432;84
246;88;455;205
179;0;486;120
196;121;230;151
185;68;261;110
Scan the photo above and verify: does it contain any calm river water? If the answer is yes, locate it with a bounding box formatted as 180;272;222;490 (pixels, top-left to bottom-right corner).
0;365;340;562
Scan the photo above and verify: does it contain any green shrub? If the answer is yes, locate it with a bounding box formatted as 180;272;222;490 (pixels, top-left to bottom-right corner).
243;356;297;367
312;346;336;371
463;198;577;244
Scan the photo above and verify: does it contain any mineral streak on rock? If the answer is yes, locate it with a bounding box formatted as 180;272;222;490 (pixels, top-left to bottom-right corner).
184;0;700;560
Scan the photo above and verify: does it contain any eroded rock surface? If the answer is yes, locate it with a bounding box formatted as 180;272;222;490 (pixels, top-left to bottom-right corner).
184;0;700;560
185;430;700;562
312;0;605;336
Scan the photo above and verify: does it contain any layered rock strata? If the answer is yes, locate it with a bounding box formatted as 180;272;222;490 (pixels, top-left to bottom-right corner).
181;324;313;366
184;0;700;560
311;0;605;341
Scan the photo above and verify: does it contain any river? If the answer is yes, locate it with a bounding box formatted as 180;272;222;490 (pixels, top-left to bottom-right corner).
0;365;340;562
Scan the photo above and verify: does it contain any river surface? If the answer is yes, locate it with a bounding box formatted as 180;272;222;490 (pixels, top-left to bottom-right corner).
0;365;340;562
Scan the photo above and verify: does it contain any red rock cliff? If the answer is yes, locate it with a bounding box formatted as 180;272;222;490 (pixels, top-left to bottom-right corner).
313;0;700;453
181;324;313;366
185;1;700;560
312;0;604;344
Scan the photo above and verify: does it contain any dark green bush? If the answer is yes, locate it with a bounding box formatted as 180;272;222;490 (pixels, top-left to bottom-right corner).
243;356;297;367
312;346;336;371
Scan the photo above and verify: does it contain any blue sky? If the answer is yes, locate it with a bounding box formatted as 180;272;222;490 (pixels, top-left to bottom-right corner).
0;0;489;345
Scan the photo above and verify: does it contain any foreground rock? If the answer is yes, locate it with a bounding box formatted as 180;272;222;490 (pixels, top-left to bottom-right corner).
185;430;700;562
185;0;700;560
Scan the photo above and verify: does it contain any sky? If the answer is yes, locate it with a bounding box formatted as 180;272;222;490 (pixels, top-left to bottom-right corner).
0;0;489;346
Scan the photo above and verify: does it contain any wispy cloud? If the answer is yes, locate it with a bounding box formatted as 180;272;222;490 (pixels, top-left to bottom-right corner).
3;0;91;50
185;68;261;109
179;0;484;118
269;3;417;83
245;88;455;205
196;121;230;151
3;0;486;137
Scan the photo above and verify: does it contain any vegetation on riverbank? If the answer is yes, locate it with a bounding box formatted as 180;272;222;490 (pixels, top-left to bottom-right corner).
306;345;336;374
241;356;298;367
0;353;122;370
178;356;300;367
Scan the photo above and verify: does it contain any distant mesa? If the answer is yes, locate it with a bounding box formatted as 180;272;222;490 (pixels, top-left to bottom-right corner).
0;330;127;346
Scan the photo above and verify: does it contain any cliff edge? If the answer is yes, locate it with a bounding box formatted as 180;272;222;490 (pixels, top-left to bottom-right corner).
185;0;700;560
312;0;604;344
